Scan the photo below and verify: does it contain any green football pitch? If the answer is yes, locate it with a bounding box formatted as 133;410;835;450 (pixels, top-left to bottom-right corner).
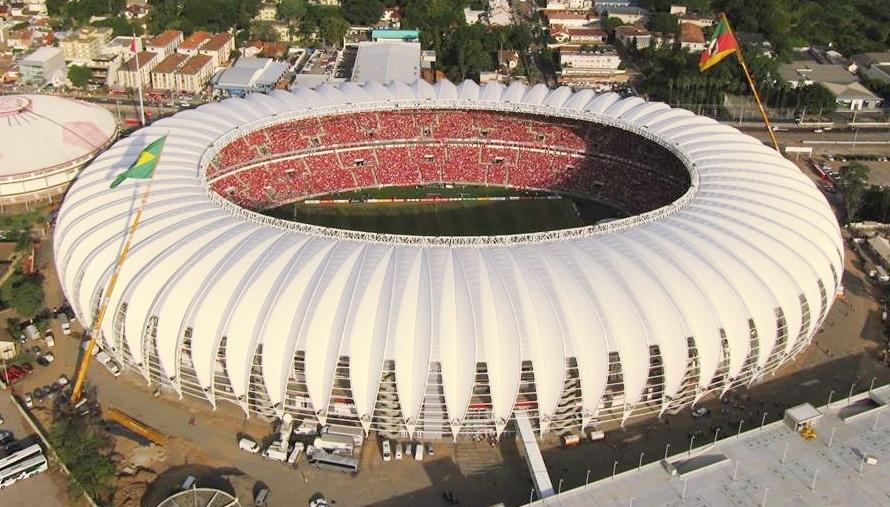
263;185;622;236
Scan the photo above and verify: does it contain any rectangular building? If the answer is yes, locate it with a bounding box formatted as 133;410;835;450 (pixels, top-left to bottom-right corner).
146;29;183;58
177;31;211;56
560;46;623;76
351;41;421;83
116;51;159;89
60;26;113;61
150;52;188;90
20;46;64;84
199;32;235;67
175;54;214;93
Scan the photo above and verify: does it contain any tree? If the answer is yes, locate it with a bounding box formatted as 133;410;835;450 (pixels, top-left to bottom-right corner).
276;0;306;22
250;21;280;42
91;17;142;37
319;16;349;47
49;417;115;502
67;65;91;88
648;13;680;35
6;318;22;341
0;270;44;318
792;84;837;118
341;0;383;26
836;162;871;222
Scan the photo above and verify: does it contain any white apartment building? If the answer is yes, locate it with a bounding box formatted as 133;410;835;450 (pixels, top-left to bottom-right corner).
116;51;159;89
176;54;215;93
145;29;183;58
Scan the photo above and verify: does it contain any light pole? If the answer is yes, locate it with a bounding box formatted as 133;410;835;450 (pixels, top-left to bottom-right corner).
869;376;876;393
873;412;881;432
689;434;696;455
810;469;818;491
827;389;835;407
529;488;534;504
732;460;740;481
558;478;563;495
638;452;645;471
664;442;671;460
682;477;688;499
737;419;743;438
762;487;769;507
828;427;837;448
612;460;618;480
713;426;721;446
585;469;591;488
761;412;767;430
848;382;856;405
781;442;790;465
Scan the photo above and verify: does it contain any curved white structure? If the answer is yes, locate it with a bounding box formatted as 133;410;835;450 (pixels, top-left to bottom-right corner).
54;80;842;439
0;94;117;208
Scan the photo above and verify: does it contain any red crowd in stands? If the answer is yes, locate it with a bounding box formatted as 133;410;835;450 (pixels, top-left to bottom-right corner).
208;110;689;213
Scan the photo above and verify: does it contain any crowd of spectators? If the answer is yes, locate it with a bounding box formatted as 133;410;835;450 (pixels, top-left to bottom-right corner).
207;110;690;214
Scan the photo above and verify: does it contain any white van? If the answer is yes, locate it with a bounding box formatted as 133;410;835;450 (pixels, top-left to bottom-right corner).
414;442;424;461
239;437;260;453
44;332;55;348
181;476;197;490
57;314;71;335
382;439;392;462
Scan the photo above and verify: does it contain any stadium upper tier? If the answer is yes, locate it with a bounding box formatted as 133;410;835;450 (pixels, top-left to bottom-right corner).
0;94;117;207
53;80;843;439
206;110;690;215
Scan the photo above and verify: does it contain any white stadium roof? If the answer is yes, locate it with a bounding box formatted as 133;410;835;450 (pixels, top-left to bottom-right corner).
0;94;117;179
53;80;843;438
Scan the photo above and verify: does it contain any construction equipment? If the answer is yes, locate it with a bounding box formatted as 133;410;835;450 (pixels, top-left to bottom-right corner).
69;177;157;405
104;407;168;445
799;425;816;440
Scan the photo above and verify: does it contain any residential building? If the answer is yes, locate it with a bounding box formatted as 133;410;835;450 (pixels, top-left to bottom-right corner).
60;26;113;62
116;51;159;89
0;338;14;361
240;40;265;58
560;46;623;76
175;54;214;93
736;32;774;57
146;29;183;58
596;6;648;24
596;0;632;8
106;36;139;57
177;31;211;56
256;2;277;21
546;0;593;10
542;10;597;28
669;4;687;15
850;52;890;84
464;7;484;24
87;52;122;86
678;23;705;52
498;49;521;70
269;21;294;42
19;46;64;84
213;57;289;96
150;52;188;90
566;27;607;44
488;0;512;26
199;32;235;67
679;13;715;28
381;6;401;27
614;25;651;50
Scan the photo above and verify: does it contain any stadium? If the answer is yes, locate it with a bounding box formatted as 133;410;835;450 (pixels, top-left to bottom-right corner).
0;94;117;210
53;80;843;440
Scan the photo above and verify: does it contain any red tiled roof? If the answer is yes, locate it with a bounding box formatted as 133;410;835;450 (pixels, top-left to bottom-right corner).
152;53;187;73
679;23;705;43
178;54;213;75
202;32;232;52
148;29;182;48
179;31;211;50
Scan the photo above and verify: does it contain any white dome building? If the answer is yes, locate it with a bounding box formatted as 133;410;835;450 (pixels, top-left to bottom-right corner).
53;80;842;439
0;94;117;210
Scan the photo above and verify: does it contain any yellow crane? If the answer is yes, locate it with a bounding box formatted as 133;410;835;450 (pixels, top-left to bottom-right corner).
104;407;168;445
70;140;162;405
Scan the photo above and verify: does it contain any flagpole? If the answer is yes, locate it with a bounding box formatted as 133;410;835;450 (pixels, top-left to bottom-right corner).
70;175;156;403
133;32;146;126
722;13;780;152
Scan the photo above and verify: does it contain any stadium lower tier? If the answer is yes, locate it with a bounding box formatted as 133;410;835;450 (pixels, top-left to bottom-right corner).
209;141;689;217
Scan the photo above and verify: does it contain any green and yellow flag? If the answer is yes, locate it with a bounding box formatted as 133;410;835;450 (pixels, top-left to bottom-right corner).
699;15;739;72
109;135;167;189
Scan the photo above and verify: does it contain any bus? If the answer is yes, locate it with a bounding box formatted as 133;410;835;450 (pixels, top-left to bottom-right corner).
0;444;48;490
308;450;359;474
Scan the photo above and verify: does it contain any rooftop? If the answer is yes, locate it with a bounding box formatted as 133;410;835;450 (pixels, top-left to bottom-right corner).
614;25;650;36
179;54;213;75
122;51;157;72
152;52;187;74
179;30;211;50
679;23;705;44
202;32;232;52
20;46;62;64
528;385;890;507
351;41;420;83
148;29;183;48
778;61;858;85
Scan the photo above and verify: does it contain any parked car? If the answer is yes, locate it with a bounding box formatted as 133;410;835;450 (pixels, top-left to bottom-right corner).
255;488;270;506
44;331;55;348
426;443;434;456
382;439;391;462
37;353;54;366
23;393;33;408
0;430;13;445
692;407;710;418
309;495;328;507
57;374;69;387
239;437;260;453
180;476;197;490
30;345;42;356
395;442;403;460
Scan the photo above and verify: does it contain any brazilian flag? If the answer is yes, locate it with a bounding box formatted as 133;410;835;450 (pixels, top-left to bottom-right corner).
109;136;167;189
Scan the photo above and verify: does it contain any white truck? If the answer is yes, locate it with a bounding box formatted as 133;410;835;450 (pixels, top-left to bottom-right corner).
94;351;121;377
313;434;354;455
262;441;289;462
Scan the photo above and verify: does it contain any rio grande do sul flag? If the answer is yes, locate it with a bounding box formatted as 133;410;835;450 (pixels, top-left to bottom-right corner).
699;16;739;71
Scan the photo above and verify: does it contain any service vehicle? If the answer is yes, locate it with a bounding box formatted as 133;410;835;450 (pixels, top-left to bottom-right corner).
382;439;391;462
239;437;260;453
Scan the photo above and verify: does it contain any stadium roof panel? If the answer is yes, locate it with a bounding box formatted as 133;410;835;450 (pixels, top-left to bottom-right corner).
54;80;843;438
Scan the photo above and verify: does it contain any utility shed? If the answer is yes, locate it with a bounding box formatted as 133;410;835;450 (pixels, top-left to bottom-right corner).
784;403;823;432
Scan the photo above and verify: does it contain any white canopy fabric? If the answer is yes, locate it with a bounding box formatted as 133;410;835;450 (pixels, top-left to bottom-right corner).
53;80;843;437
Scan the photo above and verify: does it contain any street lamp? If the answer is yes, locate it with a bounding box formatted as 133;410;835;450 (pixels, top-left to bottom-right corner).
664;442;671;460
